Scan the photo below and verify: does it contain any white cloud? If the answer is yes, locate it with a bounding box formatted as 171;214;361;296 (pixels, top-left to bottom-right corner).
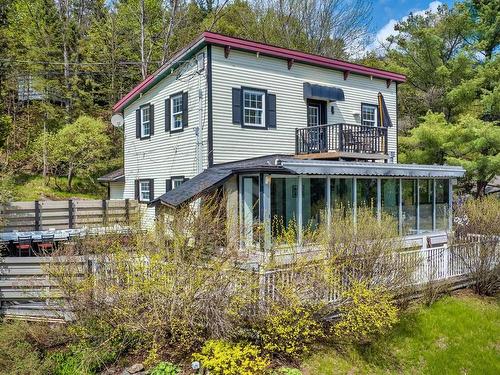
366;1;442;54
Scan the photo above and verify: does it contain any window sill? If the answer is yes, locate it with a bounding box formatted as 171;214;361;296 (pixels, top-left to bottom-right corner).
169;127;184;134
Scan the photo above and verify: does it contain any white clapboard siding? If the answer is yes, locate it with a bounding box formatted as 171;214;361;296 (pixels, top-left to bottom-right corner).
211;46;398;164
122;47;209;222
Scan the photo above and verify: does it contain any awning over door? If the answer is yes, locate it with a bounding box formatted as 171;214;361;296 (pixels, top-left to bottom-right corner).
303;82;345;102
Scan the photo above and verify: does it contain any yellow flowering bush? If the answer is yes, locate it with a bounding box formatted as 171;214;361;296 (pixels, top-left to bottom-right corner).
332;281;398;344
193;340;270;375
259;302;324;359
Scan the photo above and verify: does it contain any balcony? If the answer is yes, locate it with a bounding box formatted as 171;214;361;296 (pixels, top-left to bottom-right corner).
295;123;388;160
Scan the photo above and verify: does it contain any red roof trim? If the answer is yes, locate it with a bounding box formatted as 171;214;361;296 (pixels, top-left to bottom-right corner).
202;31;406;82
113;32;406;112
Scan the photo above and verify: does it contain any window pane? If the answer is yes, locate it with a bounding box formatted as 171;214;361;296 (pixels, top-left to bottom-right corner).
243;90;264;126
242;176;260;246
330;178;354;216
302;178;326;231
381;179;399;227
419;179;434;233
435;179;449;231
361;105;376;126
140;181;150;201
356;178;377;212
271;177;298;238
402;179;417;235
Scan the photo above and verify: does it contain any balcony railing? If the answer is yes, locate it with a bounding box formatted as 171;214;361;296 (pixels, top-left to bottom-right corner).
295;123;388;156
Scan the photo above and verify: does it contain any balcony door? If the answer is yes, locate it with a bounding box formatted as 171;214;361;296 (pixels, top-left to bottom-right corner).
306;100;327;153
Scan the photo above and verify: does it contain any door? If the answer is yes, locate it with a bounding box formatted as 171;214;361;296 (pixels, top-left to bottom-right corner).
307;100;327;152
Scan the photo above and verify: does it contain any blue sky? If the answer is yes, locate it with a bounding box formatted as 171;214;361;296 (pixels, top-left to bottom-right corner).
368;0;456;50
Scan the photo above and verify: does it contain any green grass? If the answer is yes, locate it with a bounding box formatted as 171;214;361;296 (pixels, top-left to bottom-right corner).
302;292;500;375
7;174;103;201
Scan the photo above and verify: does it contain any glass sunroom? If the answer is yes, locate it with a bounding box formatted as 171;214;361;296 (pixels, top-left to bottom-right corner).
151;155;465;250
238;158;464;249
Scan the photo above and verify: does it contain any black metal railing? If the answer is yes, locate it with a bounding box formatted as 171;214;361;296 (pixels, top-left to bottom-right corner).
295;123;388;155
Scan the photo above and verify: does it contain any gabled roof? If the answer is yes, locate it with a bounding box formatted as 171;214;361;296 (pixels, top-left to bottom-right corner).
97;168;125;183
113;31;407;112
151;155;465;208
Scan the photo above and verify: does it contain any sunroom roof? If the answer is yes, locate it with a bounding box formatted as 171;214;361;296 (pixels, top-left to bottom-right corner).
151;155;465;208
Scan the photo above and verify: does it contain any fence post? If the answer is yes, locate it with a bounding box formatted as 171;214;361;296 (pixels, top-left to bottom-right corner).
34;200;41;231
68;199;74;229
443;244;449;279
125;199;130;225
102;200;107;226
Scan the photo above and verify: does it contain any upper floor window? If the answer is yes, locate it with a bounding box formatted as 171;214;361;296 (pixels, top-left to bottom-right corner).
361;104;377;127
171;94;183;130
140;181;150;201
141;105;151;137
172;177;184;189
243;89;265;127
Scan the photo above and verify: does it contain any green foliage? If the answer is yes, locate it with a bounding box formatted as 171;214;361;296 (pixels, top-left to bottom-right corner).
333;282;398;345
149;361;180;375
273;367;303;375
258;301;324;359
400;112;500;196
0;321;46;375
193;339;270;375
32;116;114;191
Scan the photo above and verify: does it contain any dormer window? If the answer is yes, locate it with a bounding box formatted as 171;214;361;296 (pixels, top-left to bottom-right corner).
171;94;183;130
361;104;377;127
243;89;265;127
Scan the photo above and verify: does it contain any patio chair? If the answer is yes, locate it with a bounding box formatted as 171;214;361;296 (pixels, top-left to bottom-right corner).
37;233;55;255
16;235;33;257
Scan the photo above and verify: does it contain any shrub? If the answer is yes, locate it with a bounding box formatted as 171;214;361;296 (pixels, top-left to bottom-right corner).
0;321;45;375
149;361;180;375
332;281;398;345
452;196;500;296
192;339;270;375
258;300;324;359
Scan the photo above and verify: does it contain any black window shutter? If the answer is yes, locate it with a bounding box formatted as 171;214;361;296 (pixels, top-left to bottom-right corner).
232;88;241;124
266;93;276;128
165;98;171;132
134;180;139;200
136;109;141;138
149;179;154;200
149;104;154;135
182;92;188;128
165;179;172;192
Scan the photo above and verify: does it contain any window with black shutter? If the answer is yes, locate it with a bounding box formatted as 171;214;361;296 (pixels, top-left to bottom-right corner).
233;87;276;129
167;92;188;133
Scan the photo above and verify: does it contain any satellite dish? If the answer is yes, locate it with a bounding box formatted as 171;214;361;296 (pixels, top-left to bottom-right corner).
111;113;124;128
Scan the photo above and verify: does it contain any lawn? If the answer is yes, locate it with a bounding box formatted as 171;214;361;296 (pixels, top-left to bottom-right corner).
302;292;500;375
4;174;103;201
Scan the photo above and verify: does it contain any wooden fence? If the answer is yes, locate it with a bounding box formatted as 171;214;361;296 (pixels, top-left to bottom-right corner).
1;242;492;321
0;256;88;321
0;199;138;232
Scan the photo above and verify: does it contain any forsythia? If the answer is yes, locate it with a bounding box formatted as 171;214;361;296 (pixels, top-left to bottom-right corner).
193;340;270;375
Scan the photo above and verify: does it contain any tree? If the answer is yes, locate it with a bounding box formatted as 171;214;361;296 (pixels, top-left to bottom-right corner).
400;112;500;197
41;116;112;191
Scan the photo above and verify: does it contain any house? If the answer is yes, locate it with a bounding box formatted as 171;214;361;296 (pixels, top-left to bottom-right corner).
102;31;465;247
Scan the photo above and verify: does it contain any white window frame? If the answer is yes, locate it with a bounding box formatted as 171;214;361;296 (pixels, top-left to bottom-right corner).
141;105;151;137
171;94;183;130
361;104;377;127
139;180;151;202
243;89;266;127
172;177;184;189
